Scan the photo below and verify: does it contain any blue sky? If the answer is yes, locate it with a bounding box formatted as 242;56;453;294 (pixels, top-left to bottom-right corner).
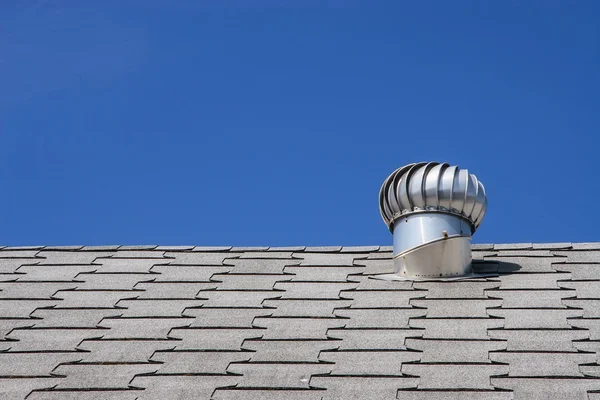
1;1;598;246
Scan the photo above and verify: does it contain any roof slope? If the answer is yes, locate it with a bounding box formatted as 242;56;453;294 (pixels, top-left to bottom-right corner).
1;243;600;399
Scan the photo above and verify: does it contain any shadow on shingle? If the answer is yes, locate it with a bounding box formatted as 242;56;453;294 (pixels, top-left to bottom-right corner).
473;260;521;275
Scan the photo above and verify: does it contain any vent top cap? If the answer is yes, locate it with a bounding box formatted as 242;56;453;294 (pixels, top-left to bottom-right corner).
379;162;487;233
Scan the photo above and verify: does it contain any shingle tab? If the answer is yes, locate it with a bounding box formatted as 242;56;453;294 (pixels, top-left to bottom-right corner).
226;362;332;388
213;274;293;290
554;263;600;279
486;289;575;308
494;243;533;250
99;317;192;339
150;265;231;281
340;245;381;253
487;309;583;329
488;329;588;351
213;388;324;400
37;251;109;265
0;377;63;400
303;246;343;252
579;364;600;377
151;350;251;373
170;327;263;350
267;246;306;252
231;246;270;251
491;377;600;400
554;250;600;262
0;258;40;274
0;352;82;376
226;259;300;274
192;246;233;251
0;281;78;298
80;245;121;251
154;245;195;251
111;251;164;259
186;307;272;327
165;252;241;265
54;290;138;308
0;299;58;318
52;363;158;389
495;250;555;257
28;390;141;400
284;266;365;281
344;290;426;307
563;299;600;317
334;308;427;328
320;350;420;375
353;259;395;274
274;281;358;299
135;281;217;298
238;252;294;259
573;340;600;361
414;280;500;298
94;258;165;273
116;299;204;317
490;351;594;376
253;317;346;339
7;328;106;351
410;318;504;339
15;265;98;281
202;290;282;307
31;308;123;328
327;328;422;350
402;363;508;389
571;243;600;250
405;338;506;362
0;318;35;338
295;253;358;266
263;299;352;317
312;376;419;399
489;257;559;272
243;339;339;362
568;318;600;339
395;390;514;400
353;276;413;290
0;249;42;258
532;242;573;250
76;273;153;290
78;339;177;362
411;299;502;318
130;375;240;399
559;280;600;298
116;245;158;250
496;273;571;289
367;252;392;259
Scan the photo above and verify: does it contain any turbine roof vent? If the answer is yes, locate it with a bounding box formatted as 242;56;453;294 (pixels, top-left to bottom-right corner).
379;162;487;232
378;162;488;280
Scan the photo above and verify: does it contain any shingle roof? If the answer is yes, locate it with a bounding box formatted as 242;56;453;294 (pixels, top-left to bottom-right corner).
1;243;600;399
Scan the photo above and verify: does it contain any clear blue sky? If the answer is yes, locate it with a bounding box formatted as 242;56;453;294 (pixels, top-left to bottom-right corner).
1;1;598;246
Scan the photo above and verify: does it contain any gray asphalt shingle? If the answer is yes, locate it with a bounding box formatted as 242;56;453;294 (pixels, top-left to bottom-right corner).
313;376;419;399
0;243;598;399
243;339;339;362
320;350;420;375
401;363;508;389
226;362;333;388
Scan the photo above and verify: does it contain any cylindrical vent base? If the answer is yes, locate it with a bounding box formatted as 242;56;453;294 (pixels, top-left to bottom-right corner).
392;213;473;279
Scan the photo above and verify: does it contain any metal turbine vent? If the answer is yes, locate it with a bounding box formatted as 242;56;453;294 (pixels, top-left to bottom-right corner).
379;162;488;280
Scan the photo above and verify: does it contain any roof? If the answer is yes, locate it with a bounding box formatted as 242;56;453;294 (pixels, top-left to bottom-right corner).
1;243;600;399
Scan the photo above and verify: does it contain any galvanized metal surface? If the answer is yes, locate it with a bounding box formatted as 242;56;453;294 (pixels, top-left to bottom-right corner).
392;212;472;255
379;162;488;279
379;162;487;233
